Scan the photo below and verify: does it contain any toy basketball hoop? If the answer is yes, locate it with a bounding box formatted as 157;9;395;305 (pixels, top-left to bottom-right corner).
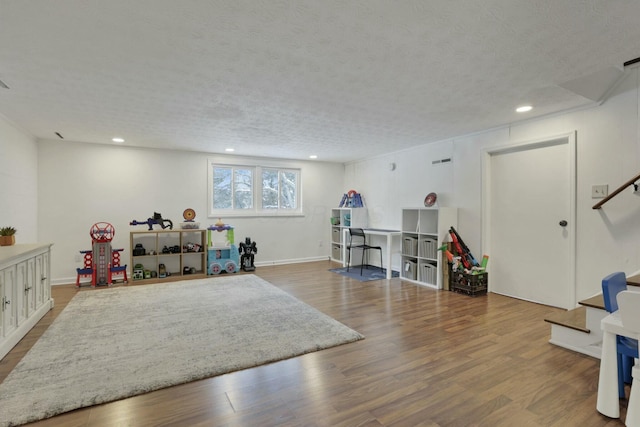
90;222;115;242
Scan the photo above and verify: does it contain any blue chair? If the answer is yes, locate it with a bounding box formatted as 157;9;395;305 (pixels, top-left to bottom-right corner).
602;272;639;398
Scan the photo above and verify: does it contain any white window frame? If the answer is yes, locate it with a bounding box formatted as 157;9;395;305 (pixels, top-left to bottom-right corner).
207;159;303;218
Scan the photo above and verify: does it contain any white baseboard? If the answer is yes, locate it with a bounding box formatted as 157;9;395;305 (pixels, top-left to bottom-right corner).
254;256;329;267
51;256;332;285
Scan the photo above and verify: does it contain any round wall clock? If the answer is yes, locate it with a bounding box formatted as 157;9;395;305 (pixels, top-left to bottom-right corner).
424;192;437;207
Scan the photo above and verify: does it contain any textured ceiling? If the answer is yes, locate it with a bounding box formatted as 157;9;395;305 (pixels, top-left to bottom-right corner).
0;1;639;163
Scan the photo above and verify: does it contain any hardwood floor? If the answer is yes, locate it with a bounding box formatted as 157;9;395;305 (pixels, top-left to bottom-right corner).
0;261;627;426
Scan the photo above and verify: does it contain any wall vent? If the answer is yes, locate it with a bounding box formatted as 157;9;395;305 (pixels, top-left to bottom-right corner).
431;158;452;165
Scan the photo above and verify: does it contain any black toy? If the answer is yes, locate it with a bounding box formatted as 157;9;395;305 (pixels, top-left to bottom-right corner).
130;212;173;230
239;237;258;272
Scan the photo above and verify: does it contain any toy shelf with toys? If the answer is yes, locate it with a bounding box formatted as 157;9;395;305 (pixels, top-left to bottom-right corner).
127;211;249;283
129;229;207;283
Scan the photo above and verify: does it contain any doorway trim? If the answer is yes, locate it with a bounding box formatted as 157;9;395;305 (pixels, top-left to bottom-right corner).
481;131;577;308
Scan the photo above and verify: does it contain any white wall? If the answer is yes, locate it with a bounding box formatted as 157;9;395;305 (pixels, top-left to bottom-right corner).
0;115;38;243
344;140;456;270
37;141;345;283
8;69;640;297
346;68;640;303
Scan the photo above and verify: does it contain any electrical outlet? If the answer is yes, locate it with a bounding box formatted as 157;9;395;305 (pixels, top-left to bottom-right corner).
318;240;323;247
74;254;82;263
592;184;609;198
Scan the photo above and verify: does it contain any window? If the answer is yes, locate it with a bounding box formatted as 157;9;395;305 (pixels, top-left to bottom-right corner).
212;167;253;210
208;161;302;217
262;168;298;210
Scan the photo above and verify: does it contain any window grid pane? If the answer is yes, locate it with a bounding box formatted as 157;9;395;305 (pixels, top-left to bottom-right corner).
262;169;279;210
280;171;297;209
233;168;253;209
213;167;232;209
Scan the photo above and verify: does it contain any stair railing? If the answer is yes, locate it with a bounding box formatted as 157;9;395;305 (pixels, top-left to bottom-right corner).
592;172;640;209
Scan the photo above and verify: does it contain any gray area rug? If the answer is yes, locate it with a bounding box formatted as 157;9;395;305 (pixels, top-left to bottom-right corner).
0;275;364;427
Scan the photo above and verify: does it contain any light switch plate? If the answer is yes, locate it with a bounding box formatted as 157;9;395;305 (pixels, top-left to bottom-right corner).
592;184;608;198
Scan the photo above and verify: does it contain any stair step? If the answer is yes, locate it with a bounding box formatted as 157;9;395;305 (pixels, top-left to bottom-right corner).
544;306;589;333
545;276;640;359
627;274;640;287
545;276;639;336
578;294;605;310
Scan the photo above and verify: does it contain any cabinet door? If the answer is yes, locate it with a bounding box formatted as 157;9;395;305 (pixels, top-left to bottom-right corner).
35;253;49;309
1;266;18;338
42;251;51;301
15;260;34;324
0;269;4;336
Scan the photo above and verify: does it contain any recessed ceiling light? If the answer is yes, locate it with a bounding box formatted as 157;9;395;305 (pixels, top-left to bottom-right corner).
225;148;235;152
516;105;533;113
309;155;318;159
112;137;124;143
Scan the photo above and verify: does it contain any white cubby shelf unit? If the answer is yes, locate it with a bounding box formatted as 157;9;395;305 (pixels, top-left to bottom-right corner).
329;208;368;263
400;207;458;289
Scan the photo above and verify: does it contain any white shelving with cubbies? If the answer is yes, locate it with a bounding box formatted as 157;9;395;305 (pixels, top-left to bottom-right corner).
400;207;457;289
329;208;368;263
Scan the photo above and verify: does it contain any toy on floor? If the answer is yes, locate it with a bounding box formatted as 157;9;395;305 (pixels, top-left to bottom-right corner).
129;212;173;230
76;222;127;287
207;219;239;274
239;237;258;272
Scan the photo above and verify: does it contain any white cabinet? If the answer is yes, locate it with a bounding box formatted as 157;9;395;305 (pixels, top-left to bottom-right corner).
130;229;207;282
329;208;368;263
0;244;53;360
401;207;457;289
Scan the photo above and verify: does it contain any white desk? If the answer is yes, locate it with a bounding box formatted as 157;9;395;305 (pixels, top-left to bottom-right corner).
597;312;640;424
342;228;401;279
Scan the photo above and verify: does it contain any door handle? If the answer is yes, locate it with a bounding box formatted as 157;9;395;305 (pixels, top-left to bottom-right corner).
559;220;568;227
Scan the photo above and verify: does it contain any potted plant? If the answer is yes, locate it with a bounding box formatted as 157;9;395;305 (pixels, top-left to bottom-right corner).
0;226;17;246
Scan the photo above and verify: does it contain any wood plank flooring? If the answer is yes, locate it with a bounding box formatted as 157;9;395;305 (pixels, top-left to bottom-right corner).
0;260;627;426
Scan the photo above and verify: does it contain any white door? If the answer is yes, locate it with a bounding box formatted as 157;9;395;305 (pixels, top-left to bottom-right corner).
483;134;576;309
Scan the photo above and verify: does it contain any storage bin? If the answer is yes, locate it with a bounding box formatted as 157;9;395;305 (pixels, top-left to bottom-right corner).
331;245;341;260
420;263;436;285
332;228;341;243
420;238;437;259
403;259;417;280
450;271;488;296
403;237;418;256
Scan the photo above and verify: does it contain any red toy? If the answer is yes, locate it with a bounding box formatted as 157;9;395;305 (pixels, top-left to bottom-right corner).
76;222;128;287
